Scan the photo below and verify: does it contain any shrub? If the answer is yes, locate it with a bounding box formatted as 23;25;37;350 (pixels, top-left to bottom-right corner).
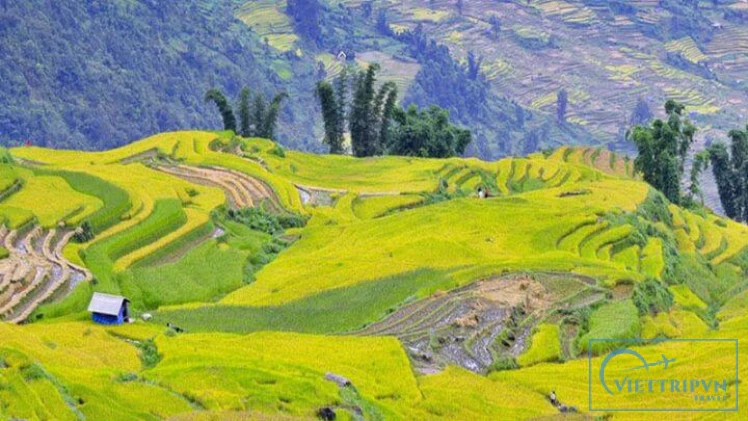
488;356;519;372
136;339;161;369
20;363;47;381
0;147;14;164
269;145;286;158
115;372;139;382
73;221;95;243
633;279;674;315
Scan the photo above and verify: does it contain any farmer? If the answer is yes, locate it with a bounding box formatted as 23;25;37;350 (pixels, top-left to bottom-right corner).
477;186;487;199
549;390;558;406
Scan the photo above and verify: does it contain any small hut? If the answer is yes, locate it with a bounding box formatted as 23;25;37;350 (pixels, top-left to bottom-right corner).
87;292;130;325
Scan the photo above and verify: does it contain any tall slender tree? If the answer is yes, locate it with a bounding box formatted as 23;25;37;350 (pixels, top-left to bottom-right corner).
334;68;349;148
379;83;399;151
350;64;380;157
260;93;288;139
205;88;236;132
238;87;252;137
252;93;267;136
707;126;748;221
708;142;740;219
316;81;344;154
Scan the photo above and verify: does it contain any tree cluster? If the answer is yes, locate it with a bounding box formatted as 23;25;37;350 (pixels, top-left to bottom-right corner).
205;88;287;139
705;126;748;222
628;100;696;204
316;64;470;158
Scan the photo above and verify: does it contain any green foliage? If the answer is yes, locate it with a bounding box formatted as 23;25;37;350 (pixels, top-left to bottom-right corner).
318;63;467;158
204;88;237;132
72;221;95;243
269;144;286;158
238;87;252;137
253;92;288;139
0;147;14;164
316;79;345;154
120;223;263;309
79;199;187;297
115;372;139;383
223;207;301;236
129;220;215;269
19;363;46;382
0;246;8;260
705;125;748;222
629;100;696;204
488;356;519;373
387;105;472;158
137;339;162;369
633;279;674;315
243;238;289;284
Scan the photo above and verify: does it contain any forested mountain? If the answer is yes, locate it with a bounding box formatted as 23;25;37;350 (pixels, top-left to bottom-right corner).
1;0;746;160
0;0;320;151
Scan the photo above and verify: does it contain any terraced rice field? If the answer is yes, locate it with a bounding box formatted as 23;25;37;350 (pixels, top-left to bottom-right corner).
234;0;298;52
2;130;748;419
358;273;597;374
0;226;91;323
370;0;747;151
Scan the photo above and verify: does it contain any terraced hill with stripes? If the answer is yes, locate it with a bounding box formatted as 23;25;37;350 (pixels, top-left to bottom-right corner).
356;0;747;148
1;132;748;419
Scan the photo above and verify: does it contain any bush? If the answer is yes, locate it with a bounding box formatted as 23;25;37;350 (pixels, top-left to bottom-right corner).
0;147;14;164
137;339;161;369
73;221;95;243
633;279;674;315
488;356;519;372
269;145;286;158
20;363;47;381
224;207;307;235
115;372;139;383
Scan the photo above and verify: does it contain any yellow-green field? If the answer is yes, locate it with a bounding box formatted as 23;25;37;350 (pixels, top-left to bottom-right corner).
2;131;748;419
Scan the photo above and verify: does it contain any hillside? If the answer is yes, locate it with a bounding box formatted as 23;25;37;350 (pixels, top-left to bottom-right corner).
374;0;747;147
1;131;748;419
3;1;746;159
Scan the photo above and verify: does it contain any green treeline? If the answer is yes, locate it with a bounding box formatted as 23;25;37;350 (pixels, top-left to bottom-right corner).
629;100;748;224
205;88;287;140
316;65;471;158
628;100;696;205
705;126;748;222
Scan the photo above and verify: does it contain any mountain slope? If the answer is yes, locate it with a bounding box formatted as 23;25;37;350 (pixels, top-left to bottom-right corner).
1;131;748;419
6;1;745;159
